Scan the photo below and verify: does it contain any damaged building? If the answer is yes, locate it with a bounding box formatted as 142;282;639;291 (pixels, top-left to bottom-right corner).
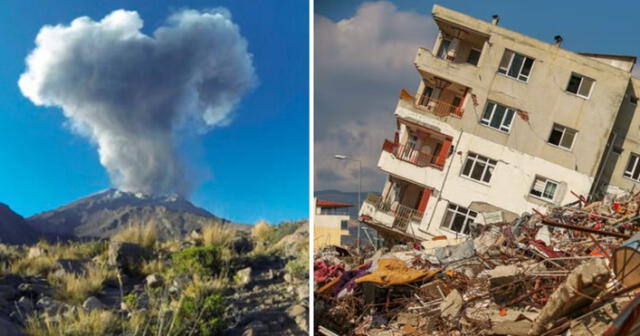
359;5;640;243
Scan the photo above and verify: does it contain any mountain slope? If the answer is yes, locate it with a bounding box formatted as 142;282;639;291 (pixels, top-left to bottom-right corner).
0;202;38;244
27;189;247;240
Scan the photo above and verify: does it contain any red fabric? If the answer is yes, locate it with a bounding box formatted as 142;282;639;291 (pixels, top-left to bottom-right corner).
314;261;344;283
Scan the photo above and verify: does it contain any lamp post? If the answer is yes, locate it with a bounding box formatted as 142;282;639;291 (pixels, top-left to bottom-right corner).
334;154;361;250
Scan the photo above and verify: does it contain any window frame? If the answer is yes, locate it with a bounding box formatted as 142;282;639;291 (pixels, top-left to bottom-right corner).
480;101;517;133
460;152;497;184
440;203;478;235
565;73;595;99
466;48;481;66
497;49;535;82
547;123;577;151
623;153;640;182
437;39;452;59
529;176;560;202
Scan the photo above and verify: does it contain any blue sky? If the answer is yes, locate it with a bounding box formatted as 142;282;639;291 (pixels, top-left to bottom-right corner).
0;0;308;224
316;0;640;57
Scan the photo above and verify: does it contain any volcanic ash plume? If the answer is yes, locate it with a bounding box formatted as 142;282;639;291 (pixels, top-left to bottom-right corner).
19;9;256;195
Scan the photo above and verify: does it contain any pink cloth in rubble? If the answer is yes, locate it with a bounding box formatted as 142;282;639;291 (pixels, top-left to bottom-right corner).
314;261;344;283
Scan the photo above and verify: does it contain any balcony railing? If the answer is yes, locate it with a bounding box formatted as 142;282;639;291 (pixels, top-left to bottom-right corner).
383;139;443;169
365;194;424;232
400;88;464;118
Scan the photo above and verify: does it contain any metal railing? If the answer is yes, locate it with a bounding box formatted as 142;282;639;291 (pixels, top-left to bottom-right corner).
382;139;443;169
364;194;424;232
399;89;463;117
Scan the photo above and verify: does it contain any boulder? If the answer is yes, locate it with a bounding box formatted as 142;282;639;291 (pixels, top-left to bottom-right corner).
236;267;252;287
232;236;253;254
145;274;164;288
82;296;106;311
56;259;87;275
27;247;45;258
107;241;152;275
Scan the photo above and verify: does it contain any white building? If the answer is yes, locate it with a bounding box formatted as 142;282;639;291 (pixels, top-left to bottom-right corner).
359;5;639;243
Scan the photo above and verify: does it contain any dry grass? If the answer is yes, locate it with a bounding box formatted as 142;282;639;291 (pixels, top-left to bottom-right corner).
24;309;117;336
141;259;166;276
113;221;158;249
251;220;273;243
202;222;235;248
47;262;117;304
11;255;59;276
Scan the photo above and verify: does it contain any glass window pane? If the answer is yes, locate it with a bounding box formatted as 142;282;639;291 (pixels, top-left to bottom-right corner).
482;102;494;123
470;161;485;180
548;126;564;145
634;165;640;181
543;182;557;199
560;129;576;149
503;109;515;129
437;40;451;59
520;57;534;78
498;50;512;73
442;210;454;230
490;105;506;129
483;165;494;183
462;157;473;176
625;155;637;175
508;53;525;78
579;77;594;97
467;49;481;66
567;75;581;94
451;213;465;233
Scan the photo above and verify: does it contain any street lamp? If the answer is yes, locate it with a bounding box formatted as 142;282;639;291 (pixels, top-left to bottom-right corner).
334;154;362;250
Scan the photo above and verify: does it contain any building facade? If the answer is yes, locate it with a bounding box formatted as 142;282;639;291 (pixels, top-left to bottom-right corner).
360;5;639;242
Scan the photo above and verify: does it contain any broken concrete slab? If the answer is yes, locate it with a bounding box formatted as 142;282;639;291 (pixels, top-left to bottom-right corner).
529;258;610;335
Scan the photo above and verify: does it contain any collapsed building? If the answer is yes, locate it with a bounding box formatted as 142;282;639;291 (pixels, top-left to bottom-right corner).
358;5;640;244
315;192;640;335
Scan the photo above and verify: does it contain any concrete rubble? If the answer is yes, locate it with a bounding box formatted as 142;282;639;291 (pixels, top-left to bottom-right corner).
314;191;640;335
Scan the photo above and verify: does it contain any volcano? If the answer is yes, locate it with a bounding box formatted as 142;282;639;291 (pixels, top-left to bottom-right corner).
27;189;245;240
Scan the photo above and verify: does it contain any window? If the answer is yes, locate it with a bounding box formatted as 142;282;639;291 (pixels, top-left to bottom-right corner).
566;73;595;98
437;39;451;59
461;153;497;183
498;49;535;81
530;176;559;202
548;124;577;150
441;203;477;235
466;48;481;66
624;153;640;181
480;101;516;132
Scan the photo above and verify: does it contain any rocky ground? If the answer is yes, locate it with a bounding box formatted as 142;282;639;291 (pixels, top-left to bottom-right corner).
0;220;308;335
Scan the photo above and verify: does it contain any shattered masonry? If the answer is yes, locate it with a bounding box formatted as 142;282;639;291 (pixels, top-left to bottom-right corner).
315;191;640;335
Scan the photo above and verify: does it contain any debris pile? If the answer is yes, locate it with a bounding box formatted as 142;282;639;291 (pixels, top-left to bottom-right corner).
314;192;640;335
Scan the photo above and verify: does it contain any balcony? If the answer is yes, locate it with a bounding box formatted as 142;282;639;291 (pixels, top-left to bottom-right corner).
382;139;444;169
414;90;463;118
414;47;481;89
360;194;424;233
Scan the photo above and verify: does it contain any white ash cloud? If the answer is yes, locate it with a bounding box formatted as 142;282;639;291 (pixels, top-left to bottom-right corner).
19;9;256;196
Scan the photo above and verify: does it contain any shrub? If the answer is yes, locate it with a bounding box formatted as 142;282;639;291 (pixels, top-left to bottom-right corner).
11;255;59;276
202;222;235;248
285;247;309;280
172;279;226;335
172;246;222;277
24;309;118;336
251;220;273;243
47;262;116;304
113;221;158;249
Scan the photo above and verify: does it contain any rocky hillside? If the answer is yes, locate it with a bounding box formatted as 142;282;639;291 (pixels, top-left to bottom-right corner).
0;220;308;335
27;189;248;240
0;203;38;245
